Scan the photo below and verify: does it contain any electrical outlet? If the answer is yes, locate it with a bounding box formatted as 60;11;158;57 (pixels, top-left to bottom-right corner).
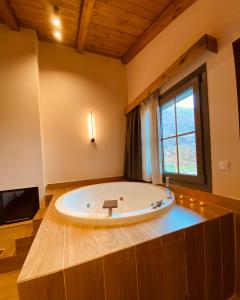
218;161;231;171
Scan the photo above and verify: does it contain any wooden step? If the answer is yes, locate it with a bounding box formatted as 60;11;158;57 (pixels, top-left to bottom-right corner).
0;222;33;260
15;235;35;255
0;204;48;274
32;207;46;234
0;252;27;274
44;193;53;207
0;248;4;257
0;270;20;300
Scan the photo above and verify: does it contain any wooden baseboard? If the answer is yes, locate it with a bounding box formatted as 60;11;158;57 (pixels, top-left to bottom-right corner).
46;176;124;191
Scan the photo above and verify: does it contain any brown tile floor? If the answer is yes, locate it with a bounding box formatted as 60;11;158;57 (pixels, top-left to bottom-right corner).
0;270;20;300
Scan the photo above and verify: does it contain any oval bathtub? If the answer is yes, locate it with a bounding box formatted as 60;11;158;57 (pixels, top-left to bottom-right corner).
55;182;175;226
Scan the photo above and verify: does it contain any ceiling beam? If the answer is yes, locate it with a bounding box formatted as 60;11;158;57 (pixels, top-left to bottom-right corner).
121;0;196;64
124;34;218;115
77;0;95;52
0;0;19;31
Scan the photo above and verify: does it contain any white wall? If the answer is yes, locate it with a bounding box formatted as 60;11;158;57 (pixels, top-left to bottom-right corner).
0;25;44;197
126;0;240;199
38;42;127;184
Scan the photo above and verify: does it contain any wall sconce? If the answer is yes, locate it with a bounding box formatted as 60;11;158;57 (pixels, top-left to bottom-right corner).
52;6;61;27
88;112;95;143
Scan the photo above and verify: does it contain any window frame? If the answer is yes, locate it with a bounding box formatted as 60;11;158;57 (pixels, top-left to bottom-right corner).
159;65;212;191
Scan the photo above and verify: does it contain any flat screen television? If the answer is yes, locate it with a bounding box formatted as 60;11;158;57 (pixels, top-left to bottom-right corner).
0;187;39;225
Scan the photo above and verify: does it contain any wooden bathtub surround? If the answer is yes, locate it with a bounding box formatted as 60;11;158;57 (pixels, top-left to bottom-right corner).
17;185;237;300
172;183;240;212
124;34;218;115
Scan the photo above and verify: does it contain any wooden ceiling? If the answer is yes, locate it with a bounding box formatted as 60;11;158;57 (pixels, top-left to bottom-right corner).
0;0;196;64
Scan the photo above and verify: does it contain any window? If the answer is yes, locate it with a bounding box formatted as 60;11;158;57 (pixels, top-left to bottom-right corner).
159;65;211;190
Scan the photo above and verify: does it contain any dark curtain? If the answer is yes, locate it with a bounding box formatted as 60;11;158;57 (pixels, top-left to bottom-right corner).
233;38;240;134
124;106;142;181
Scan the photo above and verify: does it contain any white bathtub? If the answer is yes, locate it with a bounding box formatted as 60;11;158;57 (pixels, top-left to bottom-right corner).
55;182;175;226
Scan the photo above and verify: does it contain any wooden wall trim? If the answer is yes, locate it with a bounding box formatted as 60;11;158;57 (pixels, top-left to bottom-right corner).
121;0;197;64
77;0;95;52
0;0;19;31
172;184;240;213
46;176;124;191
124;34;218;115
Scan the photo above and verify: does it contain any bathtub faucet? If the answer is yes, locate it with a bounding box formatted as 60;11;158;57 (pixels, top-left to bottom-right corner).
165;176;172;199
103;200;118;217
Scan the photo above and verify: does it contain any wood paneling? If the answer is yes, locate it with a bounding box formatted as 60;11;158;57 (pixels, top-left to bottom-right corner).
162;240;187;300
122;0;197;64
1;0;197;61
0;0;18;30
185;224;205;300
162;228;184;244
64;222;101;267
18;271;66;300
125;34;218;114
9;0;81;47
221;214;235;299
103;247;138;300
64;259;105;300
121;222;158;244
136;237;165;300
204;219;222;300
93;226;133;256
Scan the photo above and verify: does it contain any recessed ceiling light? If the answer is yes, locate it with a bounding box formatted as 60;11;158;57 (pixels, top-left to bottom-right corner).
53;30;62;41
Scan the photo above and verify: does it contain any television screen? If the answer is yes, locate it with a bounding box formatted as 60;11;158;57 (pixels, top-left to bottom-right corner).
0;187;39;224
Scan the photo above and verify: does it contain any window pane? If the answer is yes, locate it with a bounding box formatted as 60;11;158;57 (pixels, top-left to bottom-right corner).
163;138;178;173
178;133;197;175
161;99;176;138
176;88;195;134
